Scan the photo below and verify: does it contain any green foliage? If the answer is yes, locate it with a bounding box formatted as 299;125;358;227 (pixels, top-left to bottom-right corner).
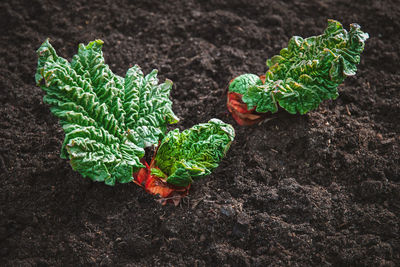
36;39;178;185
228;74;263;95
151;119;235;187
229;20;369;114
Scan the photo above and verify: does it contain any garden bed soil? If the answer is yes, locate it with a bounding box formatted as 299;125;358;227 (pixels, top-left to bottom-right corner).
1;0;399;265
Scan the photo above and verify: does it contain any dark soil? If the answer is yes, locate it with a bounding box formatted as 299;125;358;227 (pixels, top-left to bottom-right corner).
1;0;399;266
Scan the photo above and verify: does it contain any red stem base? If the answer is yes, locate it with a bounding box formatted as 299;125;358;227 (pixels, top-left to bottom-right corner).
227;75;268;126
133;160;190;206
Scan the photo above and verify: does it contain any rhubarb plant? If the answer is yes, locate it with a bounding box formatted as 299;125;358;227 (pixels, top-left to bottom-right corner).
36;39;234;203
227;20;369;125
134;119;234;203
152;118;235;187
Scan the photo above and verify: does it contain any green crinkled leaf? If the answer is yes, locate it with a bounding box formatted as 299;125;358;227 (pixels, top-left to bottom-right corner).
152;119;235;187
36;39;178;185
228;74;263;95
230;20;369;115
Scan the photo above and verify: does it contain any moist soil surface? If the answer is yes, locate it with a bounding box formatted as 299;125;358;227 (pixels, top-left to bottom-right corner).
1;0;399;266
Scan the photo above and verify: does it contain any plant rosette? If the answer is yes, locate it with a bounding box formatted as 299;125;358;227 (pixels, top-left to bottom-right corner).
36;39;235;204
227;20;369;126
133;118;234;205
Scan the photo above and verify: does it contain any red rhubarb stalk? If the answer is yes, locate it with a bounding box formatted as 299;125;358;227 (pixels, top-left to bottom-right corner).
227;75;267;126
133;159;190;206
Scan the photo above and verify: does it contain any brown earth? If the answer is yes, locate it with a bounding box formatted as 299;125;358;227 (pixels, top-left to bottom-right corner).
1;0;399;266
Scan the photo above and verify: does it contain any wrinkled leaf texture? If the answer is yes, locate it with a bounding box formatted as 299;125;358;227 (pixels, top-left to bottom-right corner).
36;39;178;185
152;119;235;187
230;20;369;115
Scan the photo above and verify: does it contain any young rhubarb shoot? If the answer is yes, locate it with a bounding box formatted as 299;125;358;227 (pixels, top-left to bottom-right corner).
227;19;369;125
36;39;234;204
133;119;234;204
